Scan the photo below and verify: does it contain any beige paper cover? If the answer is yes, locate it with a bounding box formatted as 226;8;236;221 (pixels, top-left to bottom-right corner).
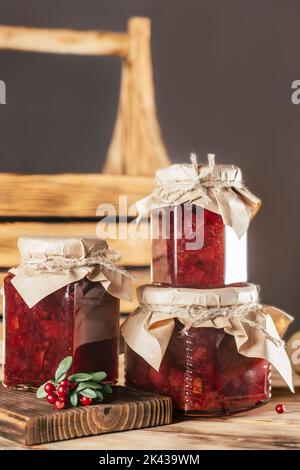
136;156;261;238
10;237;132;308
121;284;294;392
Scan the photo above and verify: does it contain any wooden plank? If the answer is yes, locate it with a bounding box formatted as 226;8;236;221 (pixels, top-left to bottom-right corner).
0;268;150;315
0;173;154;217
0;221;151;268
103;18;171;175
0;345;299;450
0;384;298;450
0;385;172;446
0;25;129;57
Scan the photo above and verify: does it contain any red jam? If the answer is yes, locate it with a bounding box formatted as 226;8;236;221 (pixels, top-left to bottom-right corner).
3;273;119;389
152;204;247;288
126;320;271;416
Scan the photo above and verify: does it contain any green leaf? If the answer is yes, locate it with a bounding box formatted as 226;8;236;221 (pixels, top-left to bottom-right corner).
68;373;93;382
55;356;73;382
90;372;107;383
70;391;78;407
95;390;104;401
55;372;66;383
102;384;113;394
76;381;103;392
79;388;97;399
36;383;48;399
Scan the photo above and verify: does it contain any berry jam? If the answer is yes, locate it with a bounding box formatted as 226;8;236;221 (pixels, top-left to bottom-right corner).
126;320;271;416
151;204;246;288
3;273;119;389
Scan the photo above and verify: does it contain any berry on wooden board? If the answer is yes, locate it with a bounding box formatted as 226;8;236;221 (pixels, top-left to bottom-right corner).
80;396;93;407
46;393;57;404
44;382;55;394
36;356;113;410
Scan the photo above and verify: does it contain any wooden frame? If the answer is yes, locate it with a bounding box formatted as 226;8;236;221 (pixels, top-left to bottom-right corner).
0;17;170;175
0;17;169;312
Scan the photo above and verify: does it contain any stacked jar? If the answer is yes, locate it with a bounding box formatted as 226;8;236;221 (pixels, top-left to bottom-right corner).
3;236;132;390
122;155;294;416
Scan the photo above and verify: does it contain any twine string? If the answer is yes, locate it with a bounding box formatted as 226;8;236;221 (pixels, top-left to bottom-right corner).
155;154;242;206
22;249;133;278
139;301;283;347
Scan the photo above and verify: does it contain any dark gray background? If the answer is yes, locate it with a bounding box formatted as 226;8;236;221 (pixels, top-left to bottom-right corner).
0;0;299;331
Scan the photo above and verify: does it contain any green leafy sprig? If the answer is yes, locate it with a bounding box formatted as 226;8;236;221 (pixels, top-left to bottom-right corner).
36;356;113;407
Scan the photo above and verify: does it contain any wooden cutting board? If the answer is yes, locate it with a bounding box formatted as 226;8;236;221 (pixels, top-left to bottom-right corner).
0;385;172;446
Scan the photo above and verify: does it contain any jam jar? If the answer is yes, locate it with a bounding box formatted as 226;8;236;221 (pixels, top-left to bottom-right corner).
2;236;129;390
123;284;275;417
136;154;260;289
151;204;247;288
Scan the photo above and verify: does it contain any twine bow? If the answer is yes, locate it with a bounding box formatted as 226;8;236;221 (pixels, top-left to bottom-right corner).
154;153;243;206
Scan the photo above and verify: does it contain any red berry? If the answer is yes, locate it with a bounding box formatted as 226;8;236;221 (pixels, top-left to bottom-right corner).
80;396;92;407
59;379;70;387
46;393;57;404
44;382;55;393
55;399;66;410
275;404;286;414
56;385;69;398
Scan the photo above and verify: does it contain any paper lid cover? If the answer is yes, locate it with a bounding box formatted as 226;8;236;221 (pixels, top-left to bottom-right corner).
137;283;259;308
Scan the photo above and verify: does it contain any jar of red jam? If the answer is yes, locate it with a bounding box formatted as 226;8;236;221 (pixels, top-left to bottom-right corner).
136;154;261;288
122;284;293;416
3;236;131;390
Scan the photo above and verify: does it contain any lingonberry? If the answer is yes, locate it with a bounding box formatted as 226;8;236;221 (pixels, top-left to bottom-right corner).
44;382;55;394
56;385;69;398
80;396;93;407
46;393;57;405
59;379;70;388
275;404;286;414
55;399;66;410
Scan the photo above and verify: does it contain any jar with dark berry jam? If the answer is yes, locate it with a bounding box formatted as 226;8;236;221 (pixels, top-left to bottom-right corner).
136;154;261;288
122;284;292;416
3;237;131;390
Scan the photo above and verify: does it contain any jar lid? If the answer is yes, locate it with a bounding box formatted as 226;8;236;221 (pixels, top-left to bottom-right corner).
137;283;259;308
135;154;261;239
11;236;132;308
156;154;242;187
18;236;109;262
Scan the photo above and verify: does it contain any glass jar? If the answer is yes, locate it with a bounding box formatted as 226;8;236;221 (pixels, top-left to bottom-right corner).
136;155;260;289
123;284;277;417
2;236;128;390
151;204;247;288
126;324;271;416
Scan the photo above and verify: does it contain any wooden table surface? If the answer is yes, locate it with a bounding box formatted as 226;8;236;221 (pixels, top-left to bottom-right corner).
0;326;299;450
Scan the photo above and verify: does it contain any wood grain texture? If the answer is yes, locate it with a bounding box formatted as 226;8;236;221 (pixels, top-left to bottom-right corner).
0;173;154;217
0;25;129;57
103;17;171;175
0;351;299;449
0;221;151;267
0;385;172;446
0;386;298;450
